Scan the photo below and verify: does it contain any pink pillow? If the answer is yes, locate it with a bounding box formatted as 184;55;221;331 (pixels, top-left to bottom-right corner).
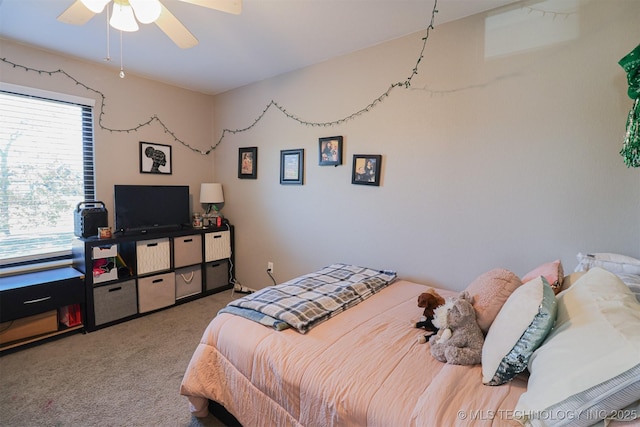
465;268;522;334
522;259;564;295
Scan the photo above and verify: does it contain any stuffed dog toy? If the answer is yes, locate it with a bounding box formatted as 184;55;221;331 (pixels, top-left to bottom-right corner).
415;288;445;342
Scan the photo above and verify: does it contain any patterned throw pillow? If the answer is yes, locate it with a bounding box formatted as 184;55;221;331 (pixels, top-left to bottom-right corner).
481;276;557;386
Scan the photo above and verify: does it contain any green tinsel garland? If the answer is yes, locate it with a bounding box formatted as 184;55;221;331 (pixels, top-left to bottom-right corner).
619;44;640;168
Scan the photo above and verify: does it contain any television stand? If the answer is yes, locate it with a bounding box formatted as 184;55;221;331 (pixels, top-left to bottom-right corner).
72;224;235;332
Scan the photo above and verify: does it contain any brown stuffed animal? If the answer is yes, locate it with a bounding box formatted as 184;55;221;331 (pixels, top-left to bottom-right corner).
415;288;445;342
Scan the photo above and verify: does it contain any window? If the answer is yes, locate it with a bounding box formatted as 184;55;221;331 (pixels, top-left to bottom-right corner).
0;83;95;271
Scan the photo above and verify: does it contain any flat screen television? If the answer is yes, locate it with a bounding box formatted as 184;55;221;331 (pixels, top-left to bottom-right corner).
114;185;190;234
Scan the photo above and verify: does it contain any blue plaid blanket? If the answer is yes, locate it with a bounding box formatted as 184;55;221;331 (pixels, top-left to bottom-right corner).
220;263;397;334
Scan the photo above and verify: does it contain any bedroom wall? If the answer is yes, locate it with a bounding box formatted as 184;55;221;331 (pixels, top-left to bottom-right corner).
0;38;217;221
212;0;640;291
1;1;638;292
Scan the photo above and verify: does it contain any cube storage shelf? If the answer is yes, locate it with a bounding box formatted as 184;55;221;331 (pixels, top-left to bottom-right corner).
72;224;234;332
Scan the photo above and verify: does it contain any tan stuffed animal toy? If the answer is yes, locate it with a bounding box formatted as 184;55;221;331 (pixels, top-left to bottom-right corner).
429;291;484;365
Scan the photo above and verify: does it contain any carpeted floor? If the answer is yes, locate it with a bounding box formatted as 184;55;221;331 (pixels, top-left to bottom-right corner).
0;289;239;427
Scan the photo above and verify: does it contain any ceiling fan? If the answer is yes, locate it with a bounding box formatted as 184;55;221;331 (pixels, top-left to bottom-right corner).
57;0;242;49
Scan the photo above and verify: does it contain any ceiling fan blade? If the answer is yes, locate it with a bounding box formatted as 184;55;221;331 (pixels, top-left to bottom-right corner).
57;0;97;25
178;0;241;15
155;3;199;49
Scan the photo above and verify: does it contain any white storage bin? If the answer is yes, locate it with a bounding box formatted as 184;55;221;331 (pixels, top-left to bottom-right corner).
136;238;170;275
138;272;175;313
204;231;230;262
93;257;118;284
92;244;117;259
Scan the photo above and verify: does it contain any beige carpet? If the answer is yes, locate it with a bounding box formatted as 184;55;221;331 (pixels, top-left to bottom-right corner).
0;289;239;427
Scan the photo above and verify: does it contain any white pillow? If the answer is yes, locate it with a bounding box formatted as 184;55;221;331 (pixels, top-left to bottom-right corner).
481;276;557;386
514;267;640;427
575;252;640;275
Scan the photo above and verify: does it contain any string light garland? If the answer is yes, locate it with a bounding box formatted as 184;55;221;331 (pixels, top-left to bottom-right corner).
0;0;439;156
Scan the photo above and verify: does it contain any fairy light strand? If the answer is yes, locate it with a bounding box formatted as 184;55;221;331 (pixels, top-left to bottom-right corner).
0;0;438;156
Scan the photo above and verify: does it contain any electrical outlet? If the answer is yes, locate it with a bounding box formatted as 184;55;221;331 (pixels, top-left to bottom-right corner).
267;262;274;273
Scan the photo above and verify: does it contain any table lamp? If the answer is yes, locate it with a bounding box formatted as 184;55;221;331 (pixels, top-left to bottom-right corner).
200;183;224;215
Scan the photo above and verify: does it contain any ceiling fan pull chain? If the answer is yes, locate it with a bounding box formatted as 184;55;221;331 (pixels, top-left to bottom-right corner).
119;30;125;78
105;6;111;62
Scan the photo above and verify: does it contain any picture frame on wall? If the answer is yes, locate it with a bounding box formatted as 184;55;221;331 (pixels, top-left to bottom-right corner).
351;154;382;186
280;149;304;185
318;136;343;166
140;141;172;175
238;146;258;179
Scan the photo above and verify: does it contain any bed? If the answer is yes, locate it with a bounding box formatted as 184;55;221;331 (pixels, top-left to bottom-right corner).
180;261;640;427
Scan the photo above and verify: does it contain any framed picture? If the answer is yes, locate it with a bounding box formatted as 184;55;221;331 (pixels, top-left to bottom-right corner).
352;154;382;186
238;147;258;179
140;142;172;175
280;149;304;185
319;136;343;166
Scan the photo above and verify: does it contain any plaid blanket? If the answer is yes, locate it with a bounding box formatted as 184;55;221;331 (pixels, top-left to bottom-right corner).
221;263;397;334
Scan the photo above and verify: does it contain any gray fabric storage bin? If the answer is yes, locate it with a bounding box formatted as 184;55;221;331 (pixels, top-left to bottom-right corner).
175;265;202;299
93;280;137;326
205;260;229;291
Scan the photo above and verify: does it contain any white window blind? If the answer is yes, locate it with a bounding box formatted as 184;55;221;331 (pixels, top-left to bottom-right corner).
0;85;95;268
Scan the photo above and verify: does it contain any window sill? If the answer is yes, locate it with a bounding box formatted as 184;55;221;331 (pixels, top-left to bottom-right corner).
0;259;72;279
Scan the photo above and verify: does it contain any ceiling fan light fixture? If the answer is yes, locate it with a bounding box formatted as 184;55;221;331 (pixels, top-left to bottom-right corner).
110;0;139;32
80;0;111;13
129;0;162;24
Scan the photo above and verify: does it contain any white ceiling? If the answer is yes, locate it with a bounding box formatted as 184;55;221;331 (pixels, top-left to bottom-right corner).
0;0;520;95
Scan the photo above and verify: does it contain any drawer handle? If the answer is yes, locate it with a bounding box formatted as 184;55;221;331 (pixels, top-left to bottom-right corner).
108;287;122;292
147;243;158;247
183;238;193;243
23;296;51;304
213;235;221;239
152;278;164;284
180;271;195;283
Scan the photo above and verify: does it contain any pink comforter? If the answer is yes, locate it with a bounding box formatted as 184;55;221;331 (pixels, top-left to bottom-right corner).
180;280;526;426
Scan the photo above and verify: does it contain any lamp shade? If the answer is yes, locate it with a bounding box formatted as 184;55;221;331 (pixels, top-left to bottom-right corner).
200;183;224;204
